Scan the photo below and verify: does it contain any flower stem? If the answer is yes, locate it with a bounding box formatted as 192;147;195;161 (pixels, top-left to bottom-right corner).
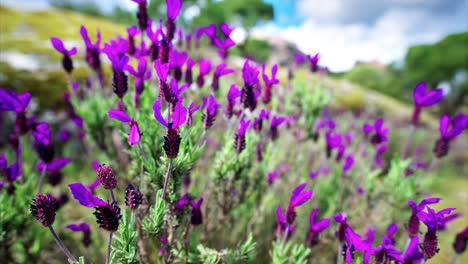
110;189;116;203
401;125;415;159
281;228;289;250
37;164;47;193
336;243;342;264
106;232;113;264
48;226;77;262
130;210;136;226
162;159;173;201
450;254;458;264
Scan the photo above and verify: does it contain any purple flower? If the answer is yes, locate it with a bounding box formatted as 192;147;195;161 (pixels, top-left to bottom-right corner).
374;144;387;168
325;131;342;158
125;184;143;209
174;193;189;210
166;0;182;21
262;64;279;104
363;118;389;145
434;113;467;158
153;101;187;129
241;60;260;111
276;206;295;239
30;193;59;227
190;197;203;225
407;197;441;237
267;169;280;185
68;182;107;208
334;213;349;242
0;154;21;192
202;95;221;130
80;25;102;71
226;84;241;119
108;109;141;145
66;222;92;247
285;182;313;225
211;63;234;92
411;81;443;125
343;154;354;172
235;119;250;153
307;53;320;72
403;236;424;263
127;26;140;55
184;58;196;85
453;226;468;254
155;59;170;82
132;0;148;31
413;81;443;107
270;115;286;141
417;206;456;259
51;37;77;73
196;58;212;88
186;102;200;127
33;122;55;162
306;208;330;247
0;88;31;113
126;57;151;92
242;60;259;87
169;49;187;81
37;157;71;186
294;52;306;65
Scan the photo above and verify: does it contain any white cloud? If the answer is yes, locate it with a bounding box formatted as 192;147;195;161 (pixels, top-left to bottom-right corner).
254;6;464;71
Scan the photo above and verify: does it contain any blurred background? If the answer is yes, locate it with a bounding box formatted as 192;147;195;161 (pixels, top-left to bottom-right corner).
0;1;467;262
1;0;467;113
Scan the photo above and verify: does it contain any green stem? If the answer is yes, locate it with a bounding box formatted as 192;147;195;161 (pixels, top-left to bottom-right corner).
106;232;113;264
37;164;47;193
162;159;174;201
49;226;77;262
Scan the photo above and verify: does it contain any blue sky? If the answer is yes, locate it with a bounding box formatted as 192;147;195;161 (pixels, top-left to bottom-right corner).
2;0;467;71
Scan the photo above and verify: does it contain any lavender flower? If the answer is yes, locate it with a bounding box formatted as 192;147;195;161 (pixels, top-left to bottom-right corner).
174;193;189;210
307;53;320;72
267;169;280;185
306;208;330;247
403;236;424;263
186;102;200;127
69;183;121;231
185;58;196;85
253;109;270;132
190;197;204;225
363;118;389;145
276;206;295;239
374;144;387;168
211;63;234;92
0;88;32;134
407;197;441;237
131;0;148;31
235;119;250;154
226;84;241;119
33;122;55;163
126;57;151;107
412;81;443;125
66;222;92;247
0;154;21;193
202;95;221;130
80;25;102;72
343;154;355;172
127;26;140;55
106;53;130;99
270;115;286;141
96;164;117;190
294;52;306;65
417;206;456;259
125;184;143;209
154;59;173;103
30;193;59;227
166;0;182;41
241;60;260;111
196;58;212;88
262;64;279;104
434;113;467;158
453;226;468;254
153;101;187;158
50;37;77;73
285;182;313;225
37;157;71;186
334;213;349;243
169;49;188;82
108;109;142;145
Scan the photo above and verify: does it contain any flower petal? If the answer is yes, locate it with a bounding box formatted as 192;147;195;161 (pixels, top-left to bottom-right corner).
108;109;132;123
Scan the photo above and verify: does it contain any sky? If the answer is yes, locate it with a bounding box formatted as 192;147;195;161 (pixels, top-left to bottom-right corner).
2;0;467;71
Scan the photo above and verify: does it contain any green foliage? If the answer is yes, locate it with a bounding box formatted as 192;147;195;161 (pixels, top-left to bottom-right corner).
68;256;86;264
111;210;139;264
271;241;311;264
404;32;468;113
231;38;272;63
142;190;166;236
186;233;256;263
